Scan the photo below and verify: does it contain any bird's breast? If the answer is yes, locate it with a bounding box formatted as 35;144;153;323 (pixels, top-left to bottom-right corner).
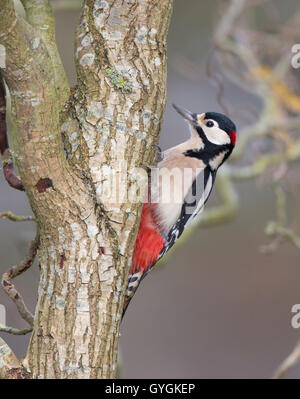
151;149;206;232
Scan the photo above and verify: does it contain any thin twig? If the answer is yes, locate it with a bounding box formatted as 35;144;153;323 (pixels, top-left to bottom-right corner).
0;211;35;222
265;222;300;249
1;231;40;328
206;51;231;116
214;0;247;45
0;324;33;335
273;340;300;379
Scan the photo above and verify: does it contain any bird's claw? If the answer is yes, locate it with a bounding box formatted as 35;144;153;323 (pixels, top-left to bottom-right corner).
141;163;152;172
152;144;164;164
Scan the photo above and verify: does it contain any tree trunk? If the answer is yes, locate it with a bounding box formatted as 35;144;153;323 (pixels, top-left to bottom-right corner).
0;0;173;378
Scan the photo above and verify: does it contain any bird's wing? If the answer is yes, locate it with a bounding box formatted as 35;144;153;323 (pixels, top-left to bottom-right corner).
157;166;215;259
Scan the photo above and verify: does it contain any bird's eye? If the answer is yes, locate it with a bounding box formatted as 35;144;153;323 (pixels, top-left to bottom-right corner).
205;120;215;128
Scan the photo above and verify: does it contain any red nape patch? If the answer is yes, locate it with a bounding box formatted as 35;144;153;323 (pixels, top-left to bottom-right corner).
229;131;237;146
131;203;164;274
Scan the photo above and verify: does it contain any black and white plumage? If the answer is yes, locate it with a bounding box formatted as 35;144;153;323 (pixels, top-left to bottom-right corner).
123;104;237;318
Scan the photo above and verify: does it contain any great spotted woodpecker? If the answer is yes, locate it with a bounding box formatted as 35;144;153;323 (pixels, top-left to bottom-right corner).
123;104;237;317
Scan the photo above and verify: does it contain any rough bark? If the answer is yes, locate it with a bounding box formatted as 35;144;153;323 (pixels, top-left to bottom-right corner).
0;0;173;378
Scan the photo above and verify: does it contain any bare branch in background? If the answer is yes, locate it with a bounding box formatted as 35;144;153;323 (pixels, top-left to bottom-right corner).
262;186;300;253
0;231;40;330
214;0;247;45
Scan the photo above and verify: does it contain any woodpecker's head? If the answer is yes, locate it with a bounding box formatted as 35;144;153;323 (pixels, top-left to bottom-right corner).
173;104;236;169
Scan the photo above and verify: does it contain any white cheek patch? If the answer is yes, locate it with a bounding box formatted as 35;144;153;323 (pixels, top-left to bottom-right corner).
203;126;231;145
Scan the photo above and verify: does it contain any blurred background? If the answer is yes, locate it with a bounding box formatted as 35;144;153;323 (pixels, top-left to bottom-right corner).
1;0;300;378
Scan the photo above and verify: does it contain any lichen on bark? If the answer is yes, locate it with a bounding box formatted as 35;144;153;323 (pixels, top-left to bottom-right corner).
0;0;173;379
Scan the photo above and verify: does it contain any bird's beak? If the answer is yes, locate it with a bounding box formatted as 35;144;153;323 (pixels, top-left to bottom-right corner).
172;104;195;124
